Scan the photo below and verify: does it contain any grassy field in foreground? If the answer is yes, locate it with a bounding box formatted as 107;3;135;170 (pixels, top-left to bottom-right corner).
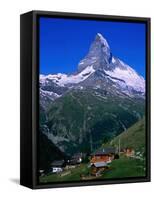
39;163;90;183
102;156;145;179
39;156;145;183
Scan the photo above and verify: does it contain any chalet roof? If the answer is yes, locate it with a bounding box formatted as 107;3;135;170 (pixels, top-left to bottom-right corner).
91;147;116;156
51;160;65;167
92;161;107;168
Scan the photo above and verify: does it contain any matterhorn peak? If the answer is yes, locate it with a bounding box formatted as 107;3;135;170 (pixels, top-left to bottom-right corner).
95;33;110;48
40;32;145;102
88;33;111;58
77;33;112;72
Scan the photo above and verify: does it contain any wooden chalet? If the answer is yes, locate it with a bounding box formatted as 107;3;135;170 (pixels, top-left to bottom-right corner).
90;147;116;176
91;161;108;176
90;147;116;164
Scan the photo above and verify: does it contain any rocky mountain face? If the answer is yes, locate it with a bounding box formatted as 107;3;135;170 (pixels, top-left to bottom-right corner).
39;33;145;156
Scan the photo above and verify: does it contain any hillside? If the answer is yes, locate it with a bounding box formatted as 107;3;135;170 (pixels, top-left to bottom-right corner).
105;118;145;153
41;89;145;155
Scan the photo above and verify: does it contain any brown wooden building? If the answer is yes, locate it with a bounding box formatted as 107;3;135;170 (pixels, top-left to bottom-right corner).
90;147;116;164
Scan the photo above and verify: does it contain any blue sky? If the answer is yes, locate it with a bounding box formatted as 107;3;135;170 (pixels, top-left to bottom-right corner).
39;17;146;78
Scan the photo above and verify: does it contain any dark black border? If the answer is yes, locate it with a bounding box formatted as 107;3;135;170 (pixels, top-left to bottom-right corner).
20;11;33;188
31;10;151;189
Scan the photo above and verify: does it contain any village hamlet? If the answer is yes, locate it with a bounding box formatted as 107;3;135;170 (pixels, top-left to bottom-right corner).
40;146;122;179
39;137;146;183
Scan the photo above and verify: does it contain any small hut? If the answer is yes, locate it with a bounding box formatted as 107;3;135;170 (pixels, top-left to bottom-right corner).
123;148;135;157
91;161;108;176
51;160;66;173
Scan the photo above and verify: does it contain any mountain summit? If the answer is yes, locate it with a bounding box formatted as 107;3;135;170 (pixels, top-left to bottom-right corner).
40;33;145;105
95;33;110;47
78;33;111;72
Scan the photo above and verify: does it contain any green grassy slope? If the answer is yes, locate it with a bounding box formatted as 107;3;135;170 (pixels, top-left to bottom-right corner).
105;118;145;153
102;156;145;179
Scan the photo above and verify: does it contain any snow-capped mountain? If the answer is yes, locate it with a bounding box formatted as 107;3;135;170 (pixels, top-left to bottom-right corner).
40;33;145;107
39;33;145;155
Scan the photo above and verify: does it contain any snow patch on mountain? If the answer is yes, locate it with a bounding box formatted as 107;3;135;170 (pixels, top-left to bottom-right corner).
112;57;116;63
40;65;95;87
40;89;61;99
105;64;145;93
